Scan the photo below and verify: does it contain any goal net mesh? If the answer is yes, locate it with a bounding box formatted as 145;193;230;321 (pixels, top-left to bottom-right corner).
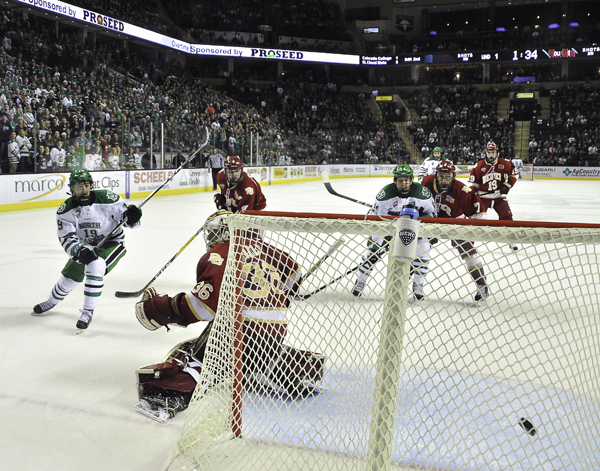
166;211;600;471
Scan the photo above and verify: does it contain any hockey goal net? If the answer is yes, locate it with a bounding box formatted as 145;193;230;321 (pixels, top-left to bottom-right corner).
165;211;600;471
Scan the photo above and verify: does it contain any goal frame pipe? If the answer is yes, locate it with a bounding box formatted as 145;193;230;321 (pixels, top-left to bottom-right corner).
241;210;600;230
366;253;411;471
232;228;245;438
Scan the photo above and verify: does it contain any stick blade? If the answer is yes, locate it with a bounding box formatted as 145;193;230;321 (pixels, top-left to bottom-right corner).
321;170;330;183
115;290;143;298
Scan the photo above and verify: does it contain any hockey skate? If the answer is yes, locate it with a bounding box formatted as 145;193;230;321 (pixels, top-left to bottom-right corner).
134;393;187;423
352;271;370;297
31;300;57;316
474;284;490;302
412;282;425;301
76;309;94;333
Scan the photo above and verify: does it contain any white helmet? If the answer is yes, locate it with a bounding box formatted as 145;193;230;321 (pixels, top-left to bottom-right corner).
203;210;232;249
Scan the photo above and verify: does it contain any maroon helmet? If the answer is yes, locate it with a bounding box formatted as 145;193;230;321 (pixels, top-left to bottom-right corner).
485;142;498;164
435;160;456;192
224;155;244;187
224;155;243;169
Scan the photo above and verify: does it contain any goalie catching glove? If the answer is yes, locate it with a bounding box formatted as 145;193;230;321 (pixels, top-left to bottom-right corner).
135;287;195;331
123;204;142;226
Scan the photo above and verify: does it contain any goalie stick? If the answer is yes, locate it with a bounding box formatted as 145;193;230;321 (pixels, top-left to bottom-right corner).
97;126;210;252
321;171;374;209
115;223;207;298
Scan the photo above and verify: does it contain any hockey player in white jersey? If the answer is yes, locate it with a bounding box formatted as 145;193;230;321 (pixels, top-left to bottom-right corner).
352;163;436;300
417;146;450;181
32;169;142;331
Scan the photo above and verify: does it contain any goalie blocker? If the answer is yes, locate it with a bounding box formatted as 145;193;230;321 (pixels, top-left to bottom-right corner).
134;211;326;420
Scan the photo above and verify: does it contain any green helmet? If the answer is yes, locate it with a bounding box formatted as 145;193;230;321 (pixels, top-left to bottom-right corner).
393;163;413;179
69;169;94;204
69;169;93;185
433;147;443;153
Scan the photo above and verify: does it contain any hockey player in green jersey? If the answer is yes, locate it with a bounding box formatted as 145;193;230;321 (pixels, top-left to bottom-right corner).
32;169;143;332
417;146;450;181
352;163;436;300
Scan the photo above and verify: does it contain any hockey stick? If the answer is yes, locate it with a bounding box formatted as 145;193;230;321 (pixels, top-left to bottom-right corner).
97;126;210;252
294;248;387;301
322;171;374;209
115;223;207;298
299;237;345;284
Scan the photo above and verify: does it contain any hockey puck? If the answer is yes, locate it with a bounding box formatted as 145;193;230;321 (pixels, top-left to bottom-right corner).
518;417;537;436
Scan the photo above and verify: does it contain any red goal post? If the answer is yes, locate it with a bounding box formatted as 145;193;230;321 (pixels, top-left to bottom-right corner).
165;211;600;471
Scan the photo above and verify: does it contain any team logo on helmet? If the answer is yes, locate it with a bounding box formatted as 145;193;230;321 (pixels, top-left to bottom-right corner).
436;161;456;174
224;155;243;169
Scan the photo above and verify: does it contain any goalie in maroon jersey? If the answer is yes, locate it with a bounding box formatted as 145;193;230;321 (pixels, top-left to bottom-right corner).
214;155;267;213
422;161;490;302
132;210;325;421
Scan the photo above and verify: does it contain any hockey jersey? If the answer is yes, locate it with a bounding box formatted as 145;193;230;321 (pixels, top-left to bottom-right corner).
469;158;518;200
216;171;267;213
417;157;450;181
421;175;486;219
373;182;436;218
56;190;133;258
185;239;301;324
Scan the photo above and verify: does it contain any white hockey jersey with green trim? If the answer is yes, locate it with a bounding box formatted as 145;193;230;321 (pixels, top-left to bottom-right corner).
56;190;133;258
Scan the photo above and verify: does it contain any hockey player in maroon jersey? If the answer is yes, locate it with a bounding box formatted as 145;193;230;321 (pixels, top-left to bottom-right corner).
469;142;519;250
422;160;490;301
214;155;266;213
132;211;325;421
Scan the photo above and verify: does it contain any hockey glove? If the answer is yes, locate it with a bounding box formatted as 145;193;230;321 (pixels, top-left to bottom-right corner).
214;193;227;210
124;204;142;226
499;184;510;195
75;247;98;265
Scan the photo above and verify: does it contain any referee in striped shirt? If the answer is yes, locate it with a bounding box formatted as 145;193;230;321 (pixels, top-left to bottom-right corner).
207;148;224;191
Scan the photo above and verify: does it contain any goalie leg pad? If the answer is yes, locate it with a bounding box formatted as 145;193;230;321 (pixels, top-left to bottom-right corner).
270;346;326;396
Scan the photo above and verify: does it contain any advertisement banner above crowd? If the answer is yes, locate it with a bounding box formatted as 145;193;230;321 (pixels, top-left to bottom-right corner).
10;0;359;64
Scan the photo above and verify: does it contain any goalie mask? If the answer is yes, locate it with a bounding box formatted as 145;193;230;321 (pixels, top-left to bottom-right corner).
485;142;498;165
224;155;244;188
203;210;232;249
435;160;456;193
69;169;94;205
393;163;414;198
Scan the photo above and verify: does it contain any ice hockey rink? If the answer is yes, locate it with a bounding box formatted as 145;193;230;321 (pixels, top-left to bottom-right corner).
1;176;599;471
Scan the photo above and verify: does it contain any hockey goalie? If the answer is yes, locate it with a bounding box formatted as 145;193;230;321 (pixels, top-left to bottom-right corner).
133;210;326;422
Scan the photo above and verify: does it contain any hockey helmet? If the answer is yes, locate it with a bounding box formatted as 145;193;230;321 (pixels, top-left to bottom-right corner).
224;156;244;188
69;169;93;204
433;146;443;159
392;163;414;198
224;155;243;169
435;160;456;192
485;142;498;165
203;210;232;249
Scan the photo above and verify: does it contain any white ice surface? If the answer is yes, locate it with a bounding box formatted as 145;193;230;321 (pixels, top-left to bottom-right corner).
1;177;599;471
